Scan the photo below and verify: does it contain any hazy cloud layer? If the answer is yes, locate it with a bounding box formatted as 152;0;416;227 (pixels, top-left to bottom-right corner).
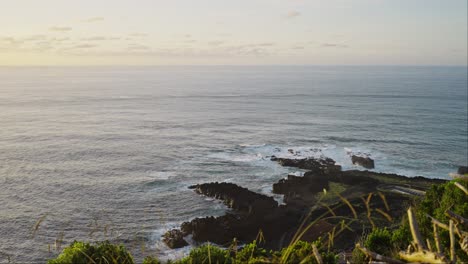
208;41;224;46
129;33;148;37
83;17;104;23
321;43;349;48
68;43;98;49
49;26;73;32
81;36;121;41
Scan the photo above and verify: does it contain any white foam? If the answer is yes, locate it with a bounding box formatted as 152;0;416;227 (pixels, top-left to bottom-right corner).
208;152;264;163
239;144;389;173
149;171;176;180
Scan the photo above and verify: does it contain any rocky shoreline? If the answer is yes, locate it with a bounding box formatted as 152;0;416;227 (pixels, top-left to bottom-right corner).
163;155;448;251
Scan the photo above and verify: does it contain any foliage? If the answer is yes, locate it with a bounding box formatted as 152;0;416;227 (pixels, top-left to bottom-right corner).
143;256;161;264
376;179;468;262
234;240;270;264
390;220;411;250
174;244;233;264
350;247;366;264
277;240;337;264
414;179;468;262
47;241;134;264
364;228;392;256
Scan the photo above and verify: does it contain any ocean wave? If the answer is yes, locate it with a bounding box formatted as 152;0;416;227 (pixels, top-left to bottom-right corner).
327;136;428;146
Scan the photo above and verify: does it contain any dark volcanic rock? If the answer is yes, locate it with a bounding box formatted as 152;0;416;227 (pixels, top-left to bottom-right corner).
273;173;329;207
177;183;304;248
179;207;303;248
351;155;375;169
165;162;447;252
458;166;468;175
274;157;342;174
163;229;188;249
188;182;278;213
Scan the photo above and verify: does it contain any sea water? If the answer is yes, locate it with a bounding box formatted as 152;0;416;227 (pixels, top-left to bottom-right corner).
0;66;466;262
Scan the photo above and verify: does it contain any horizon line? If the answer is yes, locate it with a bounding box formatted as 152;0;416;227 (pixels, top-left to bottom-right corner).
0;64;467;67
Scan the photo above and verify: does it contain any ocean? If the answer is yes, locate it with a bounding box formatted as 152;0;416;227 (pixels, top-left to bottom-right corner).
0;66;466;263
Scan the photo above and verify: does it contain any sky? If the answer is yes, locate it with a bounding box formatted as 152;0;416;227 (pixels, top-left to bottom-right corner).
0;0;467;65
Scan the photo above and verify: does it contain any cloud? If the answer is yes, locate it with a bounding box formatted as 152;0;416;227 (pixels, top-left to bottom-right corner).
208;41;224;46
69;43;98;49
129;33;148;37
49;26;72;32
222;42;276;56
81;36;108;41
321;43;349;48
23;35;47;41
0;37;24;50
126;44;150;51
33;41;54;51
80;36;121;41
83;17;104;23
285;11;301;19
255;42;275;47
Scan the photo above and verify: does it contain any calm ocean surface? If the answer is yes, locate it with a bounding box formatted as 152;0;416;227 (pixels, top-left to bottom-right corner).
0;66;467;262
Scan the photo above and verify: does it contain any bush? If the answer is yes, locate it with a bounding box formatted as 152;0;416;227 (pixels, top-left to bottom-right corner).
414;179;468;262
364;228;392;256
48;241;134;264
143;256;161;264
175;244;233;264
350;247;366;264
277;240;337;264
234;240;270;264
390;220;411;250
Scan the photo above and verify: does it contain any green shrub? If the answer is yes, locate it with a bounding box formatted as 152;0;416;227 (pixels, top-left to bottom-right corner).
174;244;233;264
143;256;161;264
414;179;468;262
234;240;270;264
390;221;411;250
48;241;134;264
277;240;337;264
350;247;366;264
364;228;392;256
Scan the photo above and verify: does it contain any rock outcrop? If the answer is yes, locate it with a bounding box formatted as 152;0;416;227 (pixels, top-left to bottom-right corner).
163;182;303;249
163;229;188;249
188;182;278;213
458;166;468;175
272;157;342;174
163;155;448;250
351;155;375;169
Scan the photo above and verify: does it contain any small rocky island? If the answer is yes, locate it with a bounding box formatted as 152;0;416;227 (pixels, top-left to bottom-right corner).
163;154;446;252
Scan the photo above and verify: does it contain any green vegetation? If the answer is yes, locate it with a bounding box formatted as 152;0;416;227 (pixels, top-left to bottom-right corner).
143;256;161;264
396;178;468;262
363;228;392;256
47;241;134;264
234;240;271;264
48;179;467;263
173;244;232;264
276;240;337;264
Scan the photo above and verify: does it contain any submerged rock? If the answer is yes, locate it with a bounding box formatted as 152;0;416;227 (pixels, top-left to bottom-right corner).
163;229;188;249
351;155;375;169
